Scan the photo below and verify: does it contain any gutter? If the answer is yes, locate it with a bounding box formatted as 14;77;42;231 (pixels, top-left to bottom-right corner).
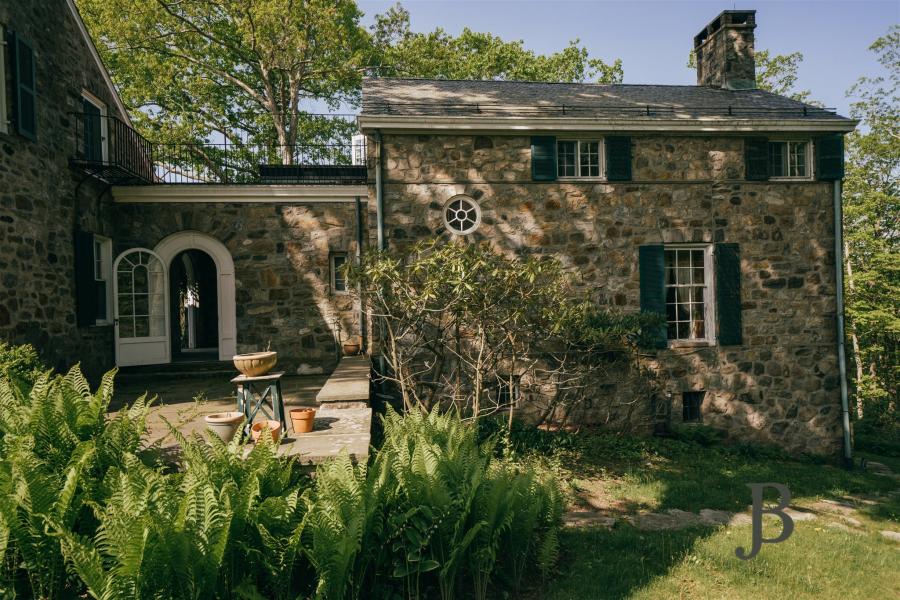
373;130;385;250
358;116;858;134
833;179;853;464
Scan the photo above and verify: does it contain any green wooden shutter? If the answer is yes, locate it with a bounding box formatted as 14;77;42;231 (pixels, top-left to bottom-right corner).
745;138;769;181
74;230;97;327
639;245;667;349
531;136;557;181
606;136;632;181
816;135;844;181
715;243;743;346
8;32;36;140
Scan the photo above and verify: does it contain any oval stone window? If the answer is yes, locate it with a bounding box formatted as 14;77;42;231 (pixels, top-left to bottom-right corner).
443;195;481;235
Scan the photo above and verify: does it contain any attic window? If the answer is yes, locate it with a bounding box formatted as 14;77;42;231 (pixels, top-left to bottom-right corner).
443;196;481;235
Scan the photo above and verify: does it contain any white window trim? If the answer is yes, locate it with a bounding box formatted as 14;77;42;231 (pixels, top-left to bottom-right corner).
93;235;113;325
443;195;482;236
768;139;814;181
81;90;109;163
0;25;8;134
557;138;605;180
665;244;716;347
331;253;349;295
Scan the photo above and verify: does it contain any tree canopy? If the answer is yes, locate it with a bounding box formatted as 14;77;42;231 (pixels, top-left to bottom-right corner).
369;3;623;83
843;26;899;424
77;0;621;152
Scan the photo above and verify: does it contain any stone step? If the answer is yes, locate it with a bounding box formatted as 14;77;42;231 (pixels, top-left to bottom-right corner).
117;360;237;381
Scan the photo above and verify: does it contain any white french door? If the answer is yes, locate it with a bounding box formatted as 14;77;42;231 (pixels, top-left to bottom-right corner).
113;248;170;366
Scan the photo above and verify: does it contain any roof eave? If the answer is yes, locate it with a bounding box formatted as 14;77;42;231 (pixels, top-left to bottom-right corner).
358;115;858;134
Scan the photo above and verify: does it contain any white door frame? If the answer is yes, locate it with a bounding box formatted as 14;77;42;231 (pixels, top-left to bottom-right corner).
154;231;237;361
113;248;171;367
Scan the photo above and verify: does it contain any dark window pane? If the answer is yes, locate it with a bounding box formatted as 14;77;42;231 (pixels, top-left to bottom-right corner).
94;281;107;321
682;391;704;422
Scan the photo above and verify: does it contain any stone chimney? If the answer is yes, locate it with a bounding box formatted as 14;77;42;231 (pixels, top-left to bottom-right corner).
694;10;757;90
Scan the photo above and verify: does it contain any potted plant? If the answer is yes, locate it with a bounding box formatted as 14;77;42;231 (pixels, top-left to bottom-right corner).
342;335;361;356
233;342;278;377
290;407;317;434
203;411;245;442
250;419;282;443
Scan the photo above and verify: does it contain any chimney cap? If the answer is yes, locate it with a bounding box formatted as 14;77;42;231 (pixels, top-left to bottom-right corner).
694;10;757;49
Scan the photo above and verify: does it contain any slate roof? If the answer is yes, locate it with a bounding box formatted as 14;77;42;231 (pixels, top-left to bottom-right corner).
361;78;850;121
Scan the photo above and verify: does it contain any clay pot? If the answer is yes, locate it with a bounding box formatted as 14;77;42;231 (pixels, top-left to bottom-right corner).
204;411;244;442
233;351;277;377
250;419;282;444
290;408;317;434
342;342;361;356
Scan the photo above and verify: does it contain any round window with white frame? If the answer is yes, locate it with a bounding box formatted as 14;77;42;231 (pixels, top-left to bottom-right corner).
443;195;482;235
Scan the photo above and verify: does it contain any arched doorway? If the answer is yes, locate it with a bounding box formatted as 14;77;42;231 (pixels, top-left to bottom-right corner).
169;249;219;361
155;232;237;362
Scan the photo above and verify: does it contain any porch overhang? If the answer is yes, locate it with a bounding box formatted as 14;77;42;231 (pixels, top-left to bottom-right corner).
111;184;369;204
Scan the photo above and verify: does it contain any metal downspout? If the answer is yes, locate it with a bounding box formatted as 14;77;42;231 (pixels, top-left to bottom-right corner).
355;195;367;352
834;179;853;464
374;130;385;250
372;130;387;379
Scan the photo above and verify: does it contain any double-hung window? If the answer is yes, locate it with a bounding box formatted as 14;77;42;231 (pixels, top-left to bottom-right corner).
93;235;112;324
664;245;715;342
331;253;348;294
768;140;811;178
557;139;602;178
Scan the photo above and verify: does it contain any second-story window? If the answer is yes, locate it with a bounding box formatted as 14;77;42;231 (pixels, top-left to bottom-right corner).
769;140;810;178
557;139;602;178
81;92;107;163
0;25;8;134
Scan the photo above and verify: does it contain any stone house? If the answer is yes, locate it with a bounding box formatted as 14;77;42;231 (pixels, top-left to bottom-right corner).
0;7;855;454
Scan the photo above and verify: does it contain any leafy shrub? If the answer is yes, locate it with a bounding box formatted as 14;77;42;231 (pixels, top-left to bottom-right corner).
855;418;900;457
670;424;725;447
0;342;46;390
478;415;579;457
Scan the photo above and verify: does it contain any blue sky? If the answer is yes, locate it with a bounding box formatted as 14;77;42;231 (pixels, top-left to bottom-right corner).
356;0;898;117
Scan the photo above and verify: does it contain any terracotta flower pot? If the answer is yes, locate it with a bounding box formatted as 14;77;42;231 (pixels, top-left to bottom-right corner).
233;351;277;377
250;419;282;444
342;342;361;356
204;411;244;442
290;407;317;434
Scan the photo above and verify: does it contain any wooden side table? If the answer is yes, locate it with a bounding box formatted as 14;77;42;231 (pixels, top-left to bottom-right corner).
232;371;287;436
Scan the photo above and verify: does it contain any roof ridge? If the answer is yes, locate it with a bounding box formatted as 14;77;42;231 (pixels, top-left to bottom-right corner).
363;77;709;89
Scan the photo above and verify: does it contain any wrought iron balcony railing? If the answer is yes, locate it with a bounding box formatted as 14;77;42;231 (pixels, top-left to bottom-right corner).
70;113;367;186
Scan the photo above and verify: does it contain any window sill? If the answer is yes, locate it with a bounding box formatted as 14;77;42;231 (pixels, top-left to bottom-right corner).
667;340;715;349
558;177;607;182
768;176;815;182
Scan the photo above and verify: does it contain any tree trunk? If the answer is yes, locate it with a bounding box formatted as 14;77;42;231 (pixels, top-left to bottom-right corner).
844;239;864;419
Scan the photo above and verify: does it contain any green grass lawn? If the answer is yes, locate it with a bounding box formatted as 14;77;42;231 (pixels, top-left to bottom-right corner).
517;430;900;599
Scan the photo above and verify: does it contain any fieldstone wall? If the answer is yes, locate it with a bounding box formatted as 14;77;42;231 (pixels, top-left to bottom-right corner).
0;0;120;380
113;202;364;375
370;132;843;455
